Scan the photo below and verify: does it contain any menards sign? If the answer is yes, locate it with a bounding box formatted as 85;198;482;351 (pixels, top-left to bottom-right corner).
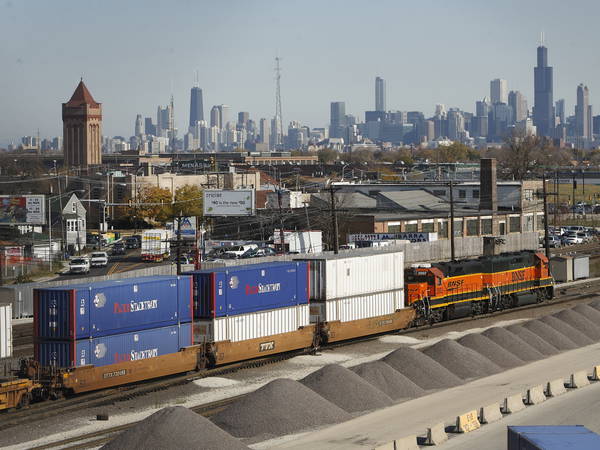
348;232;437;243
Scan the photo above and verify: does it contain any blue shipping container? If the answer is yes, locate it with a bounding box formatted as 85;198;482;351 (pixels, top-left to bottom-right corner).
508;426;600;450
35;322;193;368
34;275;193;340
190;262;309;318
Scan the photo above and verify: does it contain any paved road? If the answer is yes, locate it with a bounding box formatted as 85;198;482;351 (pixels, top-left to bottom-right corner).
264;343;600;450
441;380;600;450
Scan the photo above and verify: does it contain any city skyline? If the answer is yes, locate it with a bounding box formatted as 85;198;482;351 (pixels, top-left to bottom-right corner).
2;0;600;145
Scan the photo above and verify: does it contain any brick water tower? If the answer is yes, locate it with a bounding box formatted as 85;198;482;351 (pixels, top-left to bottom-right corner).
62;79;102;168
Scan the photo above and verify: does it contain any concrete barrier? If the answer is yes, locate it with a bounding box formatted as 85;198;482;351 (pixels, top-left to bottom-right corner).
479;403;502;424
546;378;567;397
394;435;419;450
373;442;395;450
425;423;448;445
526;385;547;405
502;394;525;414
455;410;481;433
592;365;600;381
569;370;590;388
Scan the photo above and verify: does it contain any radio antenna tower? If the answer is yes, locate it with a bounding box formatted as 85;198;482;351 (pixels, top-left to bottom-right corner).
274;57;283;149
169;93;175;151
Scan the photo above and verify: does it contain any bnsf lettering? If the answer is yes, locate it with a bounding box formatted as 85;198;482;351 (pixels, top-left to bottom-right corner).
259;341;275;352
512;271;526;281
376;319;393;327
245;283;281;295
113;348;159;363
447;279;465;290
113;299;158;313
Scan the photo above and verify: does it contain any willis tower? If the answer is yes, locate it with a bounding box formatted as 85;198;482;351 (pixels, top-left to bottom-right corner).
533;41;554;137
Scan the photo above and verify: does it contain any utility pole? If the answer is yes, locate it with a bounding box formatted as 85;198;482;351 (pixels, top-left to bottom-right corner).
329;184;340;254
449;179;455;261
542;173;550;258
572;172;576;220
276;169;286;254
48;195;53;272
176;214;182;275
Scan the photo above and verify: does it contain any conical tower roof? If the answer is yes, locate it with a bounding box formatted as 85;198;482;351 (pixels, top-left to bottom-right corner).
65;79;100;107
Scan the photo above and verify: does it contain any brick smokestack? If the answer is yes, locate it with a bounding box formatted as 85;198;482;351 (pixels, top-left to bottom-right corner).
479;158;497;211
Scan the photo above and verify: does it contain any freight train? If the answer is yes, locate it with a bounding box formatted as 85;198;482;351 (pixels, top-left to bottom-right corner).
11;249;552;404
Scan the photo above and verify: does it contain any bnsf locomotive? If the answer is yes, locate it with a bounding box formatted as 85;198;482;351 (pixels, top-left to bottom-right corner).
405;251;553;324
14;250;553;402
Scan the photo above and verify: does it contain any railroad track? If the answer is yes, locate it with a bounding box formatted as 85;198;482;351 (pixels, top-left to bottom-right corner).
11;277;600;449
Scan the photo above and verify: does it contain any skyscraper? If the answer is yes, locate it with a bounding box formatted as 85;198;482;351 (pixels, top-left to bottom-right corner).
238;112;249;128
508;91;528;123
134;114;144;136
62;80;102;167
189;86;204;129
533;43;554;137
576;84;592;140
210;105;221;129
375;77;386;112
555;99;565;124
490;79;508;104
259;118;270;149
329;101;346;139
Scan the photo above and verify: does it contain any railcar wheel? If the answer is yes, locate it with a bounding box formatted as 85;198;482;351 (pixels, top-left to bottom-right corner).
17;393;31;409
429;307;445;324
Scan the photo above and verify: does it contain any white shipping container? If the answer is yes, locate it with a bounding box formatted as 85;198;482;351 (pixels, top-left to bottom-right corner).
195;304;309;343
573;255;589;280
300;251;404;300
0;304;12;359
310;289;404;323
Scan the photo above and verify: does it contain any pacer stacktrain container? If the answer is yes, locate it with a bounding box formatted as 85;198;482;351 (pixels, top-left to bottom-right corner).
296;250;414;343
190;262;315;364
34;276;193;340
190;262;309;318
35;322;193;368
0;303;12;359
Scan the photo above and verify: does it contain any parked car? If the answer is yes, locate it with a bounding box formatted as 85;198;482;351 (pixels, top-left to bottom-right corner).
69;257;90;274
547;235;561;248
173;255;192;265
224;244;259;258
562;231;583;245
111;242;126;256
90;252;109;268
125;235;141;249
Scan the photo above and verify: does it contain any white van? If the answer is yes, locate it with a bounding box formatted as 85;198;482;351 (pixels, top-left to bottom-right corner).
224;244;259;257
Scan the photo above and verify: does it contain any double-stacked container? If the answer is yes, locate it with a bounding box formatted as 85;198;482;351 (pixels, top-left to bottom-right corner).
34;276;193;368
190;262;310;344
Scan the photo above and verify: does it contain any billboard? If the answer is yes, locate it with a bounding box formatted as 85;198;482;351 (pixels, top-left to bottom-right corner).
0;195;46;225
203;190;255;216
348;232;437;243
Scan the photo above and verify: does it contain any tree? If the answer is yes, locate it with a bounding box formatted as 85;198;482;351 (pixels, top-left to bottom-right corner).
172;185;203;218
137;186;173;224
318;148;338;164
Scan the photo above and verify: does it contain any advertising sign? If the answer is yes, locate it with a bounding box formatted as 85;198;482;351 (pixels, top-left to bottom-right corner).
348;232;437;243
0;195;46;225
179;216;196;239
203;190;255;216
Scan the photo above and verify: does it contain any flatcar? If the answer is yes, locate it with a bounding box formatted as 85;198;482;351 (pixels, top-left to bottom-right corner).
18;250;553;400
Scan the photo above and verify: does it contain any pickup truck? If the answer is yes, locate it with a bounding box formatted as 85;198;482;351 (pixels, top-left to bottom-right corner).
90;252;109;267
69;257;90;274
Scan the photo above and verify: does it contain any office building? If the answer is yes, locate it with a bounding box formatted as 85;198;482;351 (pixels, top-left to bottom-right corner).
508;91;528;123
144;117;155;136
329;101;346;139
375;77;386;112
238;111;250;128
134;114;143;136
533;43;554;137
490;79;508;104
259;118;270;148
555;99;565;125
575;84;592;140
189;86;204;129
62;80;102;167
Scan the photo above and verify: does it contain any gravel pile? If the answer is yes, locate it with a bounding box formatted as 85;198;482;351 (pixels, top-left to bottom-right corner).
482;327;544;361
301;364;394;413
522;320;579;350
538;316;594;346
421;339;502;379
383;346;463;390
504;324;560;356
553;309;600;341
350;360;425;401
211;378;351;438
102;406;249;450
573;303;600;325
457;333;524;368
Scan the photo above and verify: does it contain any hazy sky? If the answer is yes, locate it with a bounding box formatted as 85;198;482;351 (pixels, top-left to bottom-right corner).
1;0;599;146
